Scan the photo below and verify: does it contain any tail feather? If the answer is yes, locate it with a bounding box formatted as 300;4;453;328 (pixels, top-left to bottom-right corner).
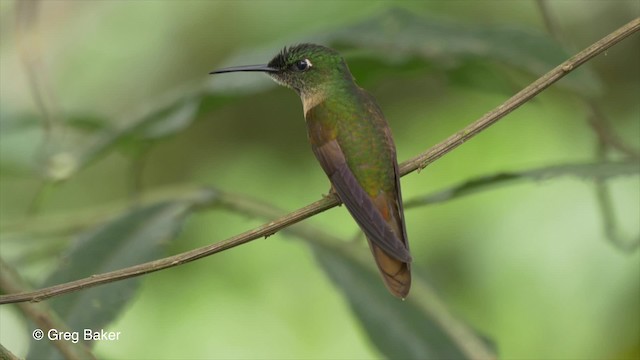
369;242;411;298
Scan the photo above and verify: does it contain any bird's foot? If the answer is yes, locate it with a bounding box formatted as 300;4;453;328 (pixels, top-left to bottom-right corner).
322;186;339;203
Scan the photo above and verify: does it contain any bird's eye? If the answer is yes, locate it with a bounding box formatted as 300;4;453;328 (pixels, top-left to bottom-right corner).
294;59;312;71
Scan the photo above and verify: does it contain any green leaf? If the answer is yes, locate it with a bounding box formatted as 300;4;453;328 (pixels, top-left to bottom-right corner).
135;96;201;140
26;193;213;359
76;94;202;169
312;242;494;359
0;110;40;133
0;110;42;175
323;8;600;95
65;115;113;134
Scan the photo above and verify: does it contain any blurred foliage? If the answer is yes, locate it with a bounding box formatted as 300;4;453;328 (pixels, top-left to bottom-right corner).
1;1;639;359
27;192;215;360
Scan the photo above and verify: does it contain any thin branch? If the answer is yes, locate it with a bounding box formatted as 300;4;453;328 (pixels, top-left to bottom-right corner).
537;0;639;159
404;160;639;208
0;343;20;360
594;135;640;250
15;1;66;223
400;17;640;175
587;105;640;159
591;108;640;250
535;4;640;250
128;148;152;207
15;0;57;140
0;259;97;360
1;185;203;236
1;17;638;305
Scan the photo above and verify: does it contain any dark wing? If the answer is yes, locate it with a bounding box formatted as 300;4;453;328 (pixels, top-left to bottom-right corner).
312;139;411;263
305;93;411;297
312;139;411;297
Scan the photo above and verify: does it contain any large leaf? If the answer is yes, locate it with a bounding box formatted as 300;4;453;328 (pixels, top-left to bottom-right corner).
27;191;214;359
76;94;202;170
0;110;44;176
323;8;600;94
0;95;203;180
312;242;496;359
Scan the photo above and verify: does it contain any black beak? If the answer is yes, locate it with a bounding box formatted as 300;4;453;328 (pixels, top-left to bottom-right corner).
209;64;279;75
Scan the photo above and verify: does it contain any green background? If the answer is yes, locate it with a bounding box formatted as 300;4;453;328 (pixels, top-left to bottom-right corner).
1;1;638;359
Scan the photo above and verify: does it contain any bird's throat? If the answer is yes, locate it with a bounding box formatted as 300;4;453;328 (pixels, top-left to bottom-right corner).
302;91;328;117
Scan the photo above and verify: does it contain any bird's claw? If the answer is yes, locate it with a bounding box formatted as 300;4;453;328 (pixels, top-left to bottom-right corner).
322;186;339;203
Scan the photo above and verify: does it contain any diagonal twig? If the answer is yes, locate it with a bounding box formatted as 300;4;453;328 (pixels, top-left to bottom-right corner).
0;259;97;359
1;17;638;305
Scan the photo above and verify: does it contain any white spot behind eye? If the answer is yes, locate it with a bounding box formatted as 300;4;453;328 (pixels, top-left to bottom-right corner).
305;59;313;68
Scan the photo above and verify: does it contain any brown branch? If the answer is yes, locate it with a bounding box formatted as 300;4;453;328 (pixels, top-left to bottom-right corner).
15;0;57;139
587;104;640;159
535;4;640;250
0;259;97;359
536;1;640;159
0;343;20;360
593;125;640;251
400;17;640;175
1;17;638;305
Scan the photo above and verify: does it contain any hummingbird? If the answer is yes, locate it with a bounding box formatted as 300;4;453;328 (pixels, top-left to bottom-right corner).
210;43;411;298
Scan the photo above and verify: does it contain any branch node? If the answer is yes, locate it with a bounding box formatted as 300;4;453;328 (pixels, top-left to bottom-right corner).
561;63;574;72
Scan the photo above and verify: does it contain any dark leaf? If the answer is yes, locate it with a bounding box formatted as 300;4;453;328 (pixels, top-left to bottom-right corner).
324;8;601;95
75;95;202;169
27;191;214;359
312;242;494;359
65;116;113;134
